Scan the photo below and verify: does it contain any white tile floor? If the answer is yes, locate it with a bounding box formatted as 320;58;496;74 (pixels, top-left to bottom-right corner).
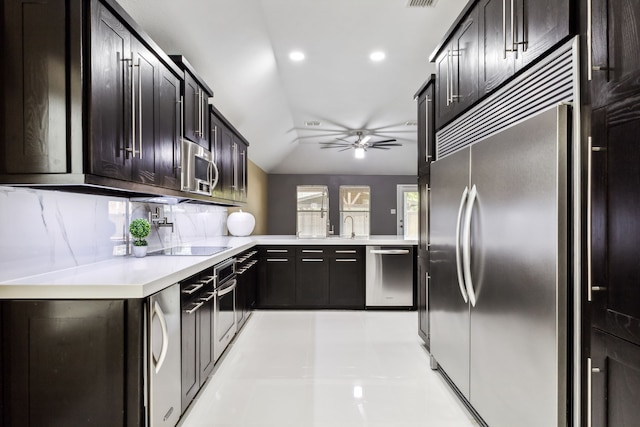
179;311;478;427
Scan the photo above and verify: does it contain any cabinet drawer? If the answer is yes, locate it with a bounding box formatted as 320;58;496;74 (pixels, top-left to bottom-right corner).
260;246;295;256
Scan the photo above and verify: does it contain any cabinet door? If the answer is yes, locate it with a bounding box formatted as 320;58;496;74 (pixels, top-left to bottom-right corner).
591;0;640;108
418;173;429;253
296;257;329;307
156;65;181;190
591;328;640;427
416;81;434;173
591;106;640;345
259;257;296;307
329;256;364;308
417;255;429;346
2;300;127;426
131;39;159;185
183;73;199;145
435;46;456;129
220;125;235;200
235;140;248;201
478;0;515;97
210;113;225;198
181;300;200;410
515;0;570;69
454;10;479;115
90;1;132;181
2;0;68;173
199;297;215;381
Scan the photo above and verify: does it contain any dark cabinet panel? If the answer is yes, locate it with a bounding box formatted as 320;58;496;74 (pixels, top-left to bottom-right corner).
416;77;435;173
199;295;215;383
591;328;640;427
591;106;640;345
181;295;200;410
478;0;516;97
156;66;182;190
329;255;364;308
90;1;132;181
296;257;330;307
1;300;141;427
435;10;478;129
417;255;429;347
515;0;570;69
591;0;640;108
181;72;210;150
235;139;248;202
2;0;69;174
259;256;296;307
210;112;226;199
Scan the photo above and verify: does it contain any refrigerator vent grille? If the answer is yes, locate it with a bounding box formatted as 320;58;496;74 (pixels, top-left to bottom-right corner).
406;0;438;7
436;45;575;159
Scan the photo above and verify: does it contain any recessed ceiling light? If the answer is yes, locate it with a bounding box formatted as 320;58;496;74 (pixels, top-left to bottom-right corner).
370;51;386;61
289;51;305;61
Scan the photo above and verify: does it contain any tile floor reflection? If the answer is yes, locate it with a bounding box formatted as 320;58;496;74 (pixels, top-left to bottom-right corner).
179;311;478;427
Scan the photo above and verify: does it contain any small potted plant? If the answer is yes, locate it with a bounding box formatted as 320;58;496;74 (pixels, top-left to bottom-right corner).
129;218;151;258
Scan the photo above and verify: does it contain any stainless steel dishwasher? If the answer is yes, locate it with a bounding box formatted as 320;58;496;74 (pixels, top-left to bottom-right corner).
366;246;414;307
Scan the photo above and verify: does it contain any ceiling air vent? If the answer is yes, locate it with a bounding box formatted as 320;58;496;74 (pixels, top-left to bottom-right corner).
304;121;321;126
406;0;438;7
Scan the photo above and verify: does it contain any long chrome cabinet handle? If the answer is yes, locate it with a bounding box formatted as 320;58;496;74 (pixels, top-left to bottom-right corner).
241;151;246;192
455;186;470;303
137;58;142;159
587;0;593;81
267;258;288;262
369;249;410;255
587;136;593;301
336;259;357;262
446;49;451;106
462;184;478;306
302;258;324;262
152;300;169;374
587;357;602;427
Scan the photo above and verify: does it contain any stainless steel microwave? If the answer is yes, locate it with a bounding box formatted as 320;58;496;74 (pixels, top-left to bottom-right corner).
181;139;218;196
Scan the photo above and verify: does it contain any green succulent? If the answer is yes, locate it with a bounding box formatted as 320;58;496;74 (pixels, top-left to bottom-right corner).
129;218;151;246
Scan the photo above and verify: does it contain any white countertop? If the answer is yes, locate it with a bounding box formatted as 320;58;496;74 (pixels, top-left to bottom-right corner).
0;235;416;299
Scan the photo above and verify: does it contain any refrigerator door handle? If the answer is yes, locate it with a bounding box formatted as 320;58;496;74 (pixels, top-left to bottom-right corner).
463;184;478;306
152;300;169;374
455;186;470;303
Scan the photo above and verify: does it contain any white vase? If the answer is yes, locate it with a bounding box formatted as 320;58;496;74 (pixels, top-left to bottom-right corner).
227;210;256;236
132;245;148;258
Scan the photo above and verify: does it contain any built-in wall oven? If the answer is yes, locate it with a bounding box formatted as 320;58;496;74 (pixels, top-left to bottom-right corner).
213;257;237;362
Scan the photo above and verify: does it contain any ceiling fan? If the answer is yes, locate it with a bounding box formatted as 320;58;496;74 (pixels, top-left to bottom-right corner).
319;131;402;159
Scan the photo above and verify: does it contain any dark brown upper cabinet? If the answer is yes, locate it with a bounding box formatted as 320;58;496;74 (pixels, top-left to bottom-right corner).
170;56;213;151
479;0;570;97
415;76;435;174
89;1;181;189
2;0;79;175
435;8;479;129
590;0;640;109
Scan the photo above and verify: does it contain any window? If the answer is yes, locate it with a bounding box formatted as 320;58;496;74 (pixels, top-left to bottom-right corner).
296;185;329;238
339;186;370;238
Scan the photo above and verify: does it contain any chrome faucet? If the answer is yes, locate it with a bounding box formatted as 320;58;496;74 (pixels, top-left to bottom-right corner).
149;207;174;232
343;215;355;239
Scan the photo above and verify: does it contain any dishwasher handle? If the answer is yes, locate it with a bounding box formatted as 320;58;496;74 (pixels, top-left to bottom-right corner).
369;249;410;255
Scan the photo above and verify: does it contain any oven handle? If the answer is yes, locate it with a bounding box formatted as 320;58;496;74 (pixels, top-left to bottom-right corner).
217;279;237;297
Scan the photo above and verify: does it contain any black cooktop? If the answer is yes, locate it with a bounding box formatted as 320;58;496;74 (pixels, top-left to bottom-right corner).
148;246;229;256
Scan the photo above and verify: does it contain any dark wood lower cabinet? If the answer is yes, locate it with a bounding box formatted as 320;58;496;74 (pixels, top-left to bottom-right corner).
329;255;364;309
259;256;296;307
591;328;640;427
296;257;330;307
1;300;143;427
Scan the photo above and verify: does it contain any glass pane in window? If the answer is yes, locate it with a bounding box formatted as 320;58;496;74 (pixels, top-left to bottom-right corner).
404;191;419;239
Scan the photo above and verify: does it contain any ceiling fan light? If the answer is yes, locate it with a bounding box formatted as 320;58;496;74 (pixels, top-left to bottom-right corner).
354;147;365;159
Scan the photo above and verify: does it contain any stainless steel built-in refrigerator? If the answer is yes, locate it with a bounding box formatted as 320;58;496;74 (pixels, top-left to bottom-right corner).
429;105;568;427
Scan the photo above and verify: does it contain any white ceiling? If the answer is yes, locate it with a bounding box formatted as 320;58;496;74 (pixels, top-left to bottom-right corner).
116;0;467;175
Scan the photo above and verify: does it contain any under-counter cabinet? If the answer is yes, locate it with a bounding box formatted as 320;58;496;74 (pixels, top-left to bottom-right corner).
90;1;182;189
258;247;297;307
236;249;258;329
296;248;330;307
257;246;365;309
1;300;144;426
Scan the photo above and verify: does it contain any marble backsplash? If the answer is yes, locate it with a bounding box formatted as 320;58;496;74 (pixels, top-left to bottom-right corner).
0;186;227;281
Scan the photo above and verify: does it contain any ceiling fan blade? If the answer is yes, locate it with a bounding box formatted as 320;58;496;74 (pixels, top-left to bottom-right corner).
370;146;391;150
371;138;397;144
371;143;403;147
338;147;352;152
